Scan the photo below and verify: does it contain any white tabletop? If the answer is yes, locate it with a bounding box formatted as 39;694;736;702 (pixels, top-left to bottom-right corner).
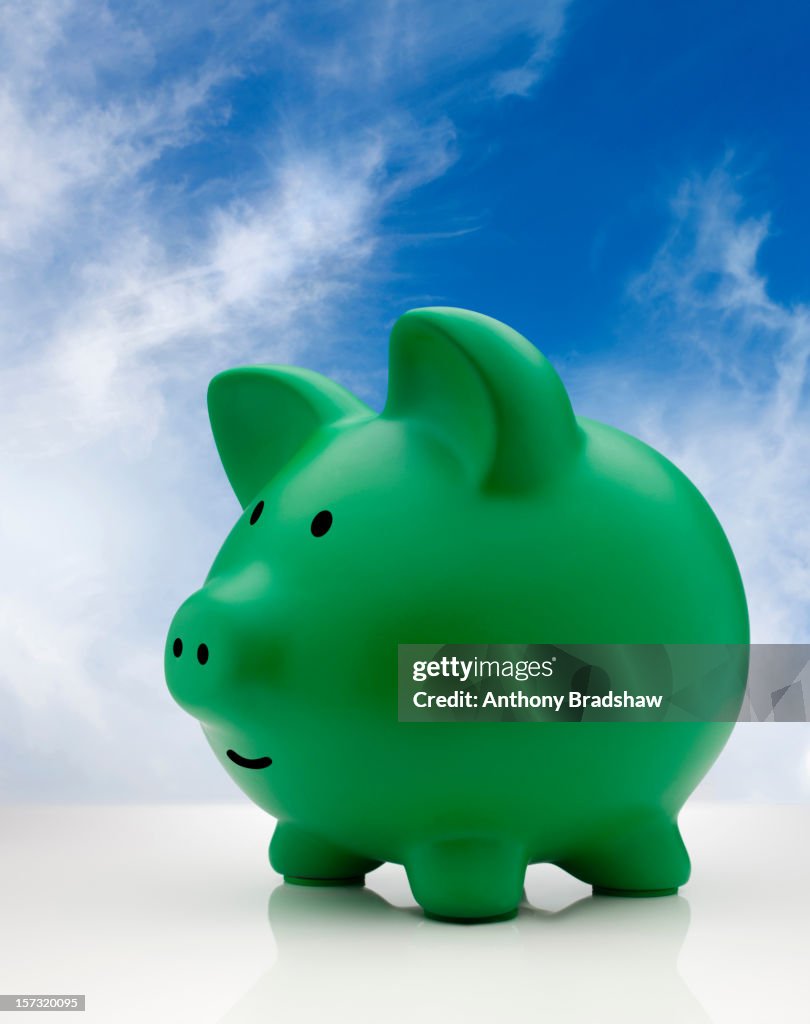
0;802;806;1023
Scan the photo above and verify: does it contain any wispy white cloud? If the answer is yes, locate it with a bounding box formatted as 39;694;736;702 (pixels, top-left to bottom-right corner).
568;162;810;799
609;164;809;645
489;3;568;97
5;150;389;459
274;0;569;103
0;0;573;799
0;1;243;252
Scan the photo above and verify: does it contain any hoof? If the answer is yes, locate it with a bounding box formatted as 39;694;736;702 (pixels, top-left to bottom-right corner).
284;875;366;887
592;885;678;898
423;907;518;924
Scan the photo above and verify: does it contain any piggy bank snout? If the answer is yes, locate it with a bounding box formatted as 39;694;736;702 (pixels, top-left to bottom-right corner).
166;590;217;672
165;567;276;719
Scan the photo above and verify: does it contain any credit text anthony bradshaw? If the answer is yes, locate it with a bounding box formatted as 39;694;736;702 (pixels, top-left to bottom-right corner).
412;690;664;710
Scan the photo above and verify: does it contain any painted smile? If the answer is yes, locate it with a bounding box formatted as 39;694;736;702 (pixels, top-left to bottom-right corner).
226;749;272;770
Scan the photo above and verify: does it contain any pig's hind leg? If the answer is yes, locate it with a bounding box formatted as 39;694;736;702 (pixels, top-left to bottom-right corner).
270;821;383;886
557;811;690;897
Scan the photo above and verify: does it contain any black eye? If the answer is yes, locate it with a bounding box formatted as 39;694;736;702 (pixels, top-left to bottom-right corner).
249;500;264;525
311;510;332;537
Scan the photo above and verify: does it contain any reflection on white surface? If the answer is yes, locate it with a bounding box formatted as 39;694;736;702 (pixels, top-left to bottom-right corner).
225;884;706;1024
0;803;806;1023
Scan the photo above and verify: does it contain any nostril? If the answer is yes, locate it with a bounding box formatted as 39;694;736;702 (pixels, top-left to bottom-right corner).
172;638;183;658
197;643;209;666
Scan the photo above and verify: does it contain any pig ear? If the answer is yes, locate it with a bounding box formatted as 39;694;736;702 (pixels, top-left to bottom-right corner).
382;307;581;491
208;366;371;507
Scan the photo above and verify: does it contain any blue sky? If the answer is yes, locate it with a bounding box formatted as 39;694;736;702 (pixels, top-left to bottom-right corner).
0;0;808;800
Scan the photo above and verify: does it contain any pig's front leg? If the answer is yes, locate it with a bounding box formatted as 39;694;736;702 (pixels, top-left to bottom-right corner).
270;821;383;886
405;836;527;922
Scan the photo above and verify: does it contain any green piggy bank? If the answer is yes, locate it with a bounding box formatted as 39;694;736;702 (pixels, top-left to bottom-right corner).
166;307;748;922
